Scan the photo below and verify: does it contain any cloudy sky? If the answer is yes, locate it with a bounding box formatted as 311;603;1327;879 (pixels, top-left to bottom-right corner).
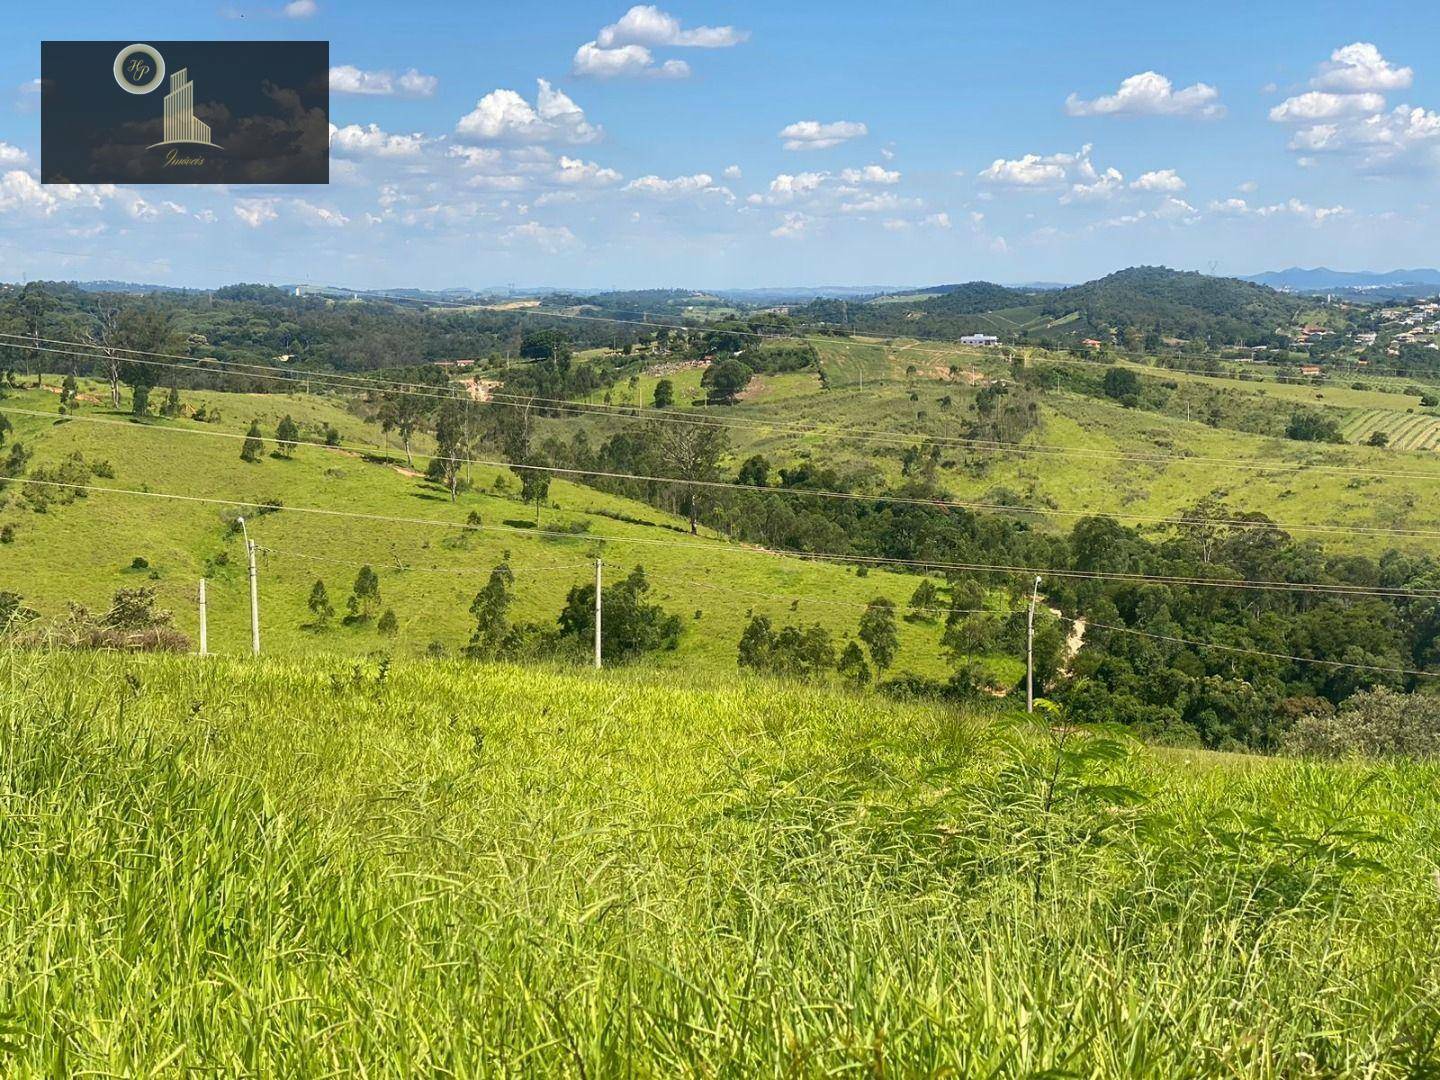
4;1;1440;289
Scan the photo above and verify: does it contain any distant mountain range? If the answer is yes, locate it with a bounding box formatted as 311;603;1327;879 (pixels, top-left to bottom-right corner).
1243;267;1440;292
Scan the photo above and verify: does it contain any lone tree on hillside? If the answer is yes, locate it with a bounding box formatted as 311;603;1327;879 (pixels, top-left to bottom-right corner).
377;608;399;638
240;420;265;463
858;597;899;674
378;390;431;467
275;415;300;458
59;374;79;414
649;419;729;534
306;579;334;628
907;578;939;621
105;305;180;418
466;561;515;657
346;565;381;622
705;359;752;405
162;384;182;418
427;400;471;501
652;379;674;409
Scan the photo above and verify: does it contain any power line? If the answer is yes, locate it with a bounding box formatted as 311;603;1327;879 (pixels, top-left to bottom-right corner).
9;404;1440;543
11;336;1440;485
254;545;592;576
1067;615;1440;680
5;474;1439;599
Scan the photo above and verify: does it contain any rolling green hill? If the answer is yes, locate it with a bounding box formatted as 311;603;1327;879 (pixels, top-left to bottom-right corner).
795;267;1307;346
0;377;990;680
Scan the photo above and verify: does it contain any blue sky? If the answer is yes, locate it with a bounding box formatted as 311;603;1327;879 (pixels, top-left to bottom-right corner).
3;0;1440;289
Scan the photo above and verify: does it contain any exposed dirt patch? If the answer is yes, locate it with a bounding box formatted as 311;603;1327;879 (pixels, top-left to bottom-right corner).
464;377;502;402
40;383;103;404
644;359;710;377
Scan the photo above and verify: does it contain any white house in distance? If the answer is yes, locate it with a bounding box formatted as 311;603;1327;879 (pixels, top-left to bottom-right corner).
960;334;1000;346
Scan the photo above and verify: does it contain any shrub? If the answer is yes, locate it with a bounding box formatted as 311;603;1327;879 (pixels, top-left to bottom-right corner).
1283;688;1440;759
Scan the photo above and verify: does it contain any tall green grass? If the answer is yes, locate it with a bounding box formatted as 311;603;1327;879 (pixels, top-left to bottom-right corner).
1;650;1437;1074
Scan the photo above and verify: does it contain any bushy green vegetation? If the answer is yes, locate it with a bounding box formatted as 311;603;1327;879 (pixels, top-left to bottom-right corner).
1;650;1436;1074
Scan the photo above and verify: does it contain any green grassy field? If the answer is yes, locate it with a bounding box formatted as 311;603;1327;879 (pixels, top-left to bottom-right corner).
0;379;979;678
1;650;1436;1074
736;337;1440;555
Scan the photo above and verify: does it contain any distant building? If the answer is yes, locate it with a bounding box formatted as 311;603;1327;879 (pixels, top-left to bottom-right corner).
960;334;999;346
1081;338;1105;349
1300;364;1322;376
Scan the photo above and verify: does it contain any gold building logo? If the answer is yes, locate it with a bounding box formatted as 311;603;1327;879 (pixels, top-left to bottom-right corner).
151;68;221;150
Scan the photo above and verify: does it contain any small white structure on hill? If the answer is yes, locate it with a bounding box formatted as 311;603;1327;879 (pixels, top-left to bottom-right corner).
960;334;999;346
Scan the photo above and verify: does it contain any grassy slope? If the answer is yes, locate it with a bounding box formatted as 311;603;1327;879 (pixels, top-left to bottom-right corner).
2;650;1436;1074
739;337;1440;555
0;379;971;677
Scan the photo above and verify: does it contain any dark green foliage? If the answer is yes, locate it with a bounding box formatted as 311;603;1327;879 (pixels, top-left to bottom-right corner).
59;374;79;413
652;379;674;409
858;597;899;673
559;566;680;662
240;421;265;463
736;454;770;488
307;579;334;627
705;359;752;404
907;578;939;621
1366;430;1390;447
426;401;471;501
1285;409;1344;443
275;415;300;458
1102;366;1140;403
837;640;871;686
377;609;399;638
737;614;835;679
466;563;515;658
346;566;381;622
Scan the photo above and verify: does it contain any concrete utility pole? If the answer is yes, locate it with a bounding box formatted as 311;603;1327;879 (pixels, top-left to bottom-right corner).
594;558;603;669
197;578;208;657
1027;575;1042;714
238;516;260;656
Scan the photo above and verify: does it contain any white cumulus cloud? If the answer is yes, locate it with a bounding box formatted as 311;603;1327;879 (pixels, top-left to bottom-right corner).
981;144;1098;188
234;198;280;228
329;65;437;98
1313;42;1413;93
624;172;731;199
1269;91;1386;122
839;164;900;184
596;5;748;48
1065;71;1225;119
573;42;689;79
457;80;601;144
328;122;425;158
778;120;867;151
1130;168;1187;192
553;156;622;186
